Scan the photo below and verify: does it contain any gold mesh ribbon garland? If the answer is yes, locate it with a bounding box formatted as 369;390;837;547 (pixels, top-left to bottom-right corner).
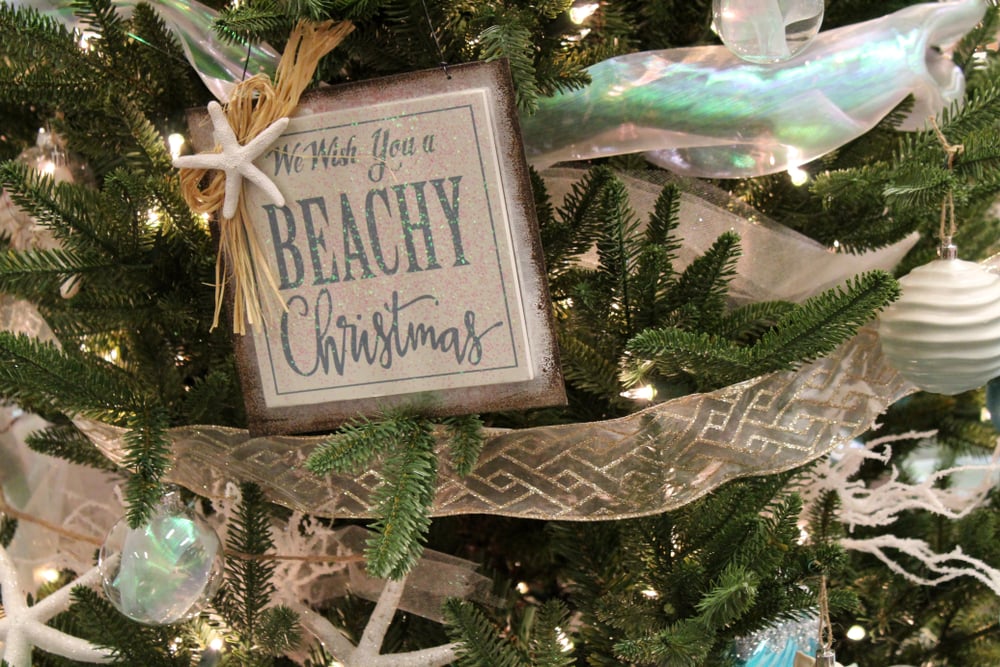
177;20;354;334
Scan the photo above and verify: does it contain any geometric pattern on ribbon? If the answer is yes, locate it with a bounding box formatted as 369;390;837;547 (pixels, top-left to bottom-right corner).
77;327;915;521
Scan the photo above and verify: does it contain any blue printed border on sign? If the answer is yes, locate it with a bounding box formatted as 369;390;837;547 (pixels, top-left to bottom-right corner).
258;103;525;398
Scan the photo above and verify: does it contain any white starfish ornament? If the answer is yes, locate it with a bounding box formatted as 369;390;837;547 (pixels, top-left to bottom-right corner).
294;573;458;667
0;542;114;666
172;101;289;219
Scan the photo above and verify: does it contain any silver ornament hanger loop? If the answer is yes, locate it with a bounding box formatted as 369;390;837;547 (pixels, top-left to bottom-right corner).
939;238;958;261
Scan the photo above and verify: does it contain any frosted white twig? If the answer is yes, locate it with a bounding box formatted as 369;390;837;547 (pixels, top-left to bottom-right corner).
841;535;1000;596
294;571;459;667
798;431;1000;529
798;431;1000;595
0;542;113;666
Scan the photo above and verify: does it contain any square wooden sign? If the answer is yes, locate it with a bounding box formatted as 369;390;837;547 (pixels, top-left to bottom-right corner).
188;60;565;435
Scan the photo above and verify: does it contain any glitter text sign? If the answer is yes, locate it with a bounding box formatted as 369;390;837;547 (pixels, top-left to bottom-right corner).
189;61;564;435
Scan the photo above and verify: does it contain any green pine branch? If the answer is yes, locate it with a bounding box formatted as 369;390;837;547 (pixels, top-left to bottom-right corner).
477;22;540;113
714;300;796;343
127;2;198;94
365;416;438;579
557;329;630;407
883;161;958;211
444;598;527;667
179;365;246;426
121;404;171;527
806;489;844;544
443;413;485;477
0;516;15;548
25;421;117;470
695;564;759;629
0;2;123;128
305;416;407;475
542;166;616;280
955;129;1000;187
593;177;643;336
550;473;827;665
0;332;140;420
69;586;193;666
0;246;123;299
526;600;575;667
0;161;126;256
114;96;176;175
308;411;485;577
218;482;297;665
71;0;127;53
614;619;712;667
663;231;740;332
628;270;899;391
214;0;289;46
746;270;899;375
625;327;748;392
952;5;1000;81
256;605;303;657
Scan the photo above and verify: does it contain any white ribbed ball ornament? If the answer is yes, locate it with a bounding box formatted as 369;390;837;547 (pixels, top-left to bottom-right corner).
878;243;1000;395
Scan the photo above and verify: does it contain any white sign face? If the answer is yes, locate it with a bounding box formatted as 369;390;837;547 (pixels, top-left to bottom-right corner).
188;62;564;434
249;87;533;407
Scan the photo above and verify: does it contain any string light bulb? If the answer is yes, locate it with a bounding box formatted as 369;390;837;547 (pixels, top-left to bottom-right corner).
35;567;61;584
788;165;809;186
621;385;656;401
555;627;574;653
569;2;600;24
168;133;186;160
147;207;164;230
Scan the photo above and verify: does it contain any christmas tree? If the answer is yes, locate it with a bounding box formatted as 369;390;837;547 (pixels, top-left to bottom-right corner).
2;0;1000;665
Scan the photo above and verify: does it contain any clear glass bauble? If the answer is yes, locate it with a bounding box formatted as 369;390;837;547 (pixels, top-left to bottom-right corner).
712;0;824;63
99;490;224;625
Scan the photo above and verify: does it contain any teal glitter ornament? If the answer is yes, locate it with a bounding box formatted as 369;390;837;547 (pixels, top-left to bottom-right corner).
99;490;224;625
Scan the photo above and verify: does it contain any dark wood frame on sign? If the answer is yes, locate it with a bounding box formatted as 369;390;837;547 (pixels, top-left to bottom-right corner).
187;60;565;436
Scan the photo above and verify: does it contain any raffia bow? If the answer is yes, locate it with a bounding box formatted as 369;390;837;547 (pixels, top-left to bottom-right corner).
177;20;354;334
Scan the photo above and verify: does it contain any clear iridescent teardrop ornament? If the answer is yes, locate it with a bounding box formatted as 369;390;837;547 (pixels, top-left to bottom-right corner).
712;0;824;63
99;489;224;625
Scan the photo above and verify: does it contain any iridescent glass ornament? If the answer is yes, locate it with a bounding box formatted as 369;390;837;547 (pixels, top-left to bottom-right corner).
521;0;986;178
713;0;824;63
99;490;224;625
